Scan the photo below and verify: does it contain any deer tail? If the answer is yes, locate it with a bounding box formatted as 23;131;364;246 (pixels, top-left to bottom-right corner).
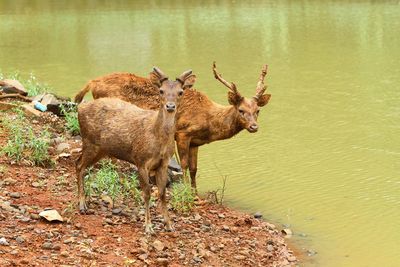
74;83;91;103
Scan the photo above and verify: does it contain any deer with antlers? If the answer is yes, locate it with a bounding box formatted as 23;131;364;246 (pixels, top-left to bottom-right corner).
74;62;271;193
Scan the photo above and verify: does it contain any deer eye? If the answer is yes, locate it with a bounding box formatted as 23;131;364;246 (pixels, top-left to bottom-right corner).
178;91;183;96
238;109;245;116
159;89;164;95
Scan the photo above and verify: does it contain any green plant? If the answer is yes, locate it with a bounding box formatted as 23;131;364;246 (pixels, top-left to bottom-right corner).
26;127;51;166
170;182;195;213
61;104;80;135
121;172;142;205
0;71;49;96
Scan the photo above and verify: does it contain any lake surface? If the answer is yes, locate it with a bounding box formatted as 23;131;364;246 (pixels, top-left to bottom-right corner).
1;1;399;266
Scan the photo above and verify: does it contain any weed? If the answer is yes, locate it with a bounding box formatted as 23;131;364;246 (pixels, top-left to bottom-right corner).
170;182;195;213
61;104;80;135
85;160;141;205
0;71;50;96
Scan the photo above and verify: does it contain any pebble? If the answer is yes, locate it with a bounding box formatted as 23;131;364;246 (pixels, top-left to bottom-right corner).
266;245;274;252
138;253;148;261
104;218;113;225
288;255;297;262
0;237;10;246
234;255;246;260
112;208;122;215
222;225;230;231
193;256;202;263
53;244;61;250
10;250;18;255
156;257;169;265
153;240;164;252
31;182;41;188
3;178;17;185
60;251;69;257
307;249;317;256
218;213;225;219
75;223;82;229
254;212;263;219
16;236;25;244
9;192;21;198
42;242;53;250
282;228;293;237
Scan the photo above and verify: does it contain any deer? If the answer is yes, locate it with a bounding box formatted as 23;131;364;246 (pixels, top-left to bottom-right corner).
76;68;195;234
74;62;271;193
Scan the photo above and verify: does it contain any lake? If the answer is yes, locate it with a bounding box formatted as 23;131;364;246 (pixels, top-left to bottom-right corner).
1;1;399;266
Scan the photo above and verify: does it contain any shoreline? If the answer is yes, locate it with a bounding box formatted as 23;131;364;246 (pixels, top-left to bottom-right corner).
0;98;298;266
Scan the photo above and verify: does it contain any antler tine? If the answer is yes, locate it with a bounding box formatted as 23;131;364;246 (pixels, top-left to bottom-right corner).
153;67;168;82
212;61;237;92
176;69;193;84
254;64;268;99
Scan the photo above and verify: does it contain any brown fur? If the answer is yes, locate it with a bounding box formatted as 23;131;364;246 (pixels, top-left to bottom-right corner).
74;64;270;192
76;70;194;233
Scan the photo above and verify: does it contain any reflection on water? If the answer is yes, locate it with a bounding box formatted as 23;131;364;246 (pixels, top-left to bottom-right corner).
1;1;400;266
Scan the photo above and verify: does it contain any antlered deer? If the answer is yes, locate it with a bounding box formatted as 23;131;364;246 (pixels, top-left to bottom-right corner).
76;68;195;233
75;62;271;193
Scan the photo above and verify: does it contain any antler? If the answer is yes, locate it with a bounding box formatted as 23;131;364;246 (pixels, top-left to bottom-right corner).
176;69;193;84
212;62;238;93
254;64;268;100
153;67;169;83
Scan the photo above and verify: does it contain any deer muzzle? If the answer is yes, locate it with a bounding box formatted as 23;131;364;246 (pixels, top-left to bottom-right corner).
165;102;176;112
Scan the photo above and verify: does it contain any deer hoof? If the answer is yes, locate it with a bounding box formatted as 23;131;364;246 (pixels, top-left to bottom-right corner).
79;202;88;214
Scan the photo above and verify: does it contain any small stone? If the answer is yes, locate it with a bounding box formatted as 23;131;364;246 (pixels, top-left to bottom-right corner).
75;223;82;229
222;225;230;231
193;256;202;263
56;143;70;154
63;237;75;244
193;213;202;221
104;218;113;225
266;245;274;252
3;178;17;185
39;209;63;222
153;240;164;252
282;228;293;237
138;254;148;261
0;237;9;246
60;251;69;257
112;208;122;215
53;244;61;251
234;255;246;260
30;213;40;220
307;249;317;256
218;214;225;219
20;259;29;264
16;236;25;244
156;257;169;266
288;255;296;262
31;182;41;188
209;246;217;252
9;192;21;198
10;250;18;255
42;242;53;250
254;212;263;219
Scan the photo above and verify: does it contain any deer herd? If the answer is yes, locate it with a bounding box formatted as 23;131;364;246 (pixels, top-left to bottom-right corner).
74;62;271;233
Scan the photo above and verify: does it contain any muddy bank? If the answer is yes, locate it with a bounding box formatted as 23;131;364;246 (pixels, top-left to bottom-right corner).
0;107;298;266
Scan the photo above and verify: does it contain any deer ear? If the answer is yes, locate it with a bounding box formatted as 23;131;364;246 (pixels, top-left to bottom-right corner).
228;91;243;106
256;94;271;107
182;74;196;90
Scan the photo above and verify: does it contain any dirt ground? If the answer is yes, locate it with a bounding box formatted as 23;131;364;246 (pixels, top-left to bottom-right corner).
0;108;298;266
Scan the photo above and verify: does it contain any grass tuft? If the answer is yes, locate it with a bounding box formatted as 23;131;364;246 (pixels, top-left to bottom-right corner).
61;104;80;135
170;182;195;213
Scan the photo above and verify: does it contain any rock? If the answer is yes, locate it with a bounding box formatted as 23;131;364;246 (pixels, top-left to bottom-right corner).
31;182;41;188
218;214;225;219
30;213;40;220
222;225;230;231
32;93;46;102
138;254;148;261
101;195;113;208
39;209;63;222
234;255;246;260
63;237;75;244
193;213;202;221
41;94;60;106
266;245;274;252
20;259;29;264
0;79;28;96
15;236;25;244
0;237;9;246
192;256;202;263
112;208;122;215
9;192;21;198
3;178;17;185
288;255;296;262
254;212;263;219
10;250;18;255
60;251;69;257
75;223;82;229
104;218;113;225
281;228;293;237
42;242;53;250
56;143;70;154
50;137;64;145
22;103;42;118
153;240;164;252
0;101;18;111
53;244;61;250
156;257;169;266
264;222;276;230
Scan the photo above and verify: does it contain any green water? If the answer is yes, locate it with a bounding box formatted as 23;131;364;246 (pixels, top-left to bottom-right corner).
1;1;399;266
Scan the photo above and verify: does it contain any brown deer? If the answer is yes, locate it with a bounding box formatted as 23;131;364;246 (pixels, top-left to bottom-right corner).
74;62;271;193
76;68;195;233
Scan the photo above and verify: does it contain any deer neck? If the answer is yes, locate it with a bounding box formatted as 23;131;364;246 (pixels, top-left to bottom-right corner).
211;105;243;141
153;106;176;142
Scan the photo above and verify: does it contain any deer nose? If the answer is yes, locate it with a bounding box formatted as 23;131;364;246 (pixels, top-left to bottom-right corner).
165;102;176;112
249;124;258;132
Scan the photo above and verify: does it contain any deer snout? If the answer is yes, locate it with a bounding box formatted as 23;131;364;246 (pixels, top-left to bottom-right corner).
165;102;176;112
248;124;259;133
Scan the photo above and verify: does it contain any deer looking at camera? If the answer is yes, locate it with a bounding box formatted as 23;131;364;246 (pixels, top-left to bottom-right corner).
76;68;195;233
74;62;271;193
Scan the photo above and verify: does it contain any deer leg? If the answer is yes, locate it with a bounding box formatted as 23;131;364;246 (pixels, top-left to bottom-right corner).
189;146;199;194
76;143;102;213
176;135;190;183
155;164;174;231
138;168;153;234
